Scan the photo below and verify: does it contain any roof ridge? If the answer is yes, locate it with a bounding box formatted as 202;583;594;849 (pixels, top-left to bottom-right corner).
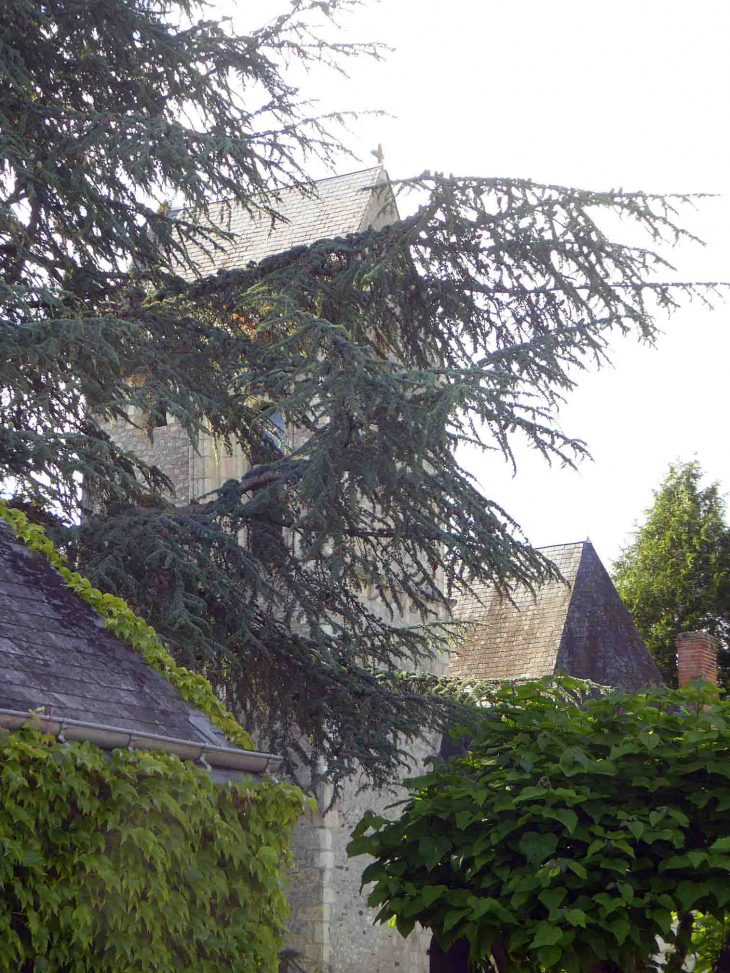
537;540;590;551
173;165;385;214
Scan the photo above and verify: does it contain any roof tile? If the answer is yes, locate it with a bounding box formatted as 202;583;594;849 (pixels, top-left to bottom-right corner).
450;542;662;691
176;166;397;276
0;522;243;747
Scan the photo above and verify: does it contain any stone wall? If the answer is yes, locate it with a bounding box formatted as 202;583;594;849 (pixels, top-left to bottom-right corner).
106;411;194;503
283;724;442;973
325;736;439;973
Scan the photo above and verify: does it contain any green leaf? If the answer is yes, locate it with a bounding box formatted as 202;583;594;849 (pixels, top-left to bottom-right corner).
566;860;588;879
659;853;690;872
538;888;567;913
617;883;634;903
543;808;578;834
531;923;563;948
593;894;622;916
442;909;468;934
537;945;562;967
518;831;558;866
455;810;473;830
626;820;645;840
420;885;447;909
586;839;605;858
418;836;451;872
605;917;630;945
649;909;674;936
638;731;659;751
563;908;588;928
675;881;703;911
514;785;547;802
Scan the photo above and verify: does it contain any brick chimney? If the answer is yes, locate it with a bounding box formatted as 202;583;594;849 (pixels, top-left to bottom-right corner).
676;631;718;687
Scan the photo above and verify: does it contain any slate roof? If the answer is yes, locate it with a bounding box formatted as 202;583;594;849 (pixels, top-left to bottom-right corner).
450;541;662;692
177;165;398;276
0;521;240;748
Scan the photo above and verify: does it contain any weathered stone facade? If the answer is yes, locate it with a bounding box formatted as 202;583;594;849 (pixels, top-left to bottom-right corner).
286;739;441;973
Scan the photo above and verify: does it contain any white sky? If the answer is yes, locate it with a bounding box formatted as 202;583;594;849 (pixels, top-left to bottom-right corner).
225;0;730;568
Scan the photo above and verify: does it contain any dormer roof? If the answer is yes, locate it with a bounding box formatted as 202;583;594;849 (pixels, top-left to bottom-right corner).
451;541;662;692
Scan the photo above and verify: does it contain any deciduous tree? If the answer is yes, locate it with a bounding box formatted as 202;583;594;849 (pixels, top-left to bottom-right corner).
613;461;730;686
349;678;730;973
0;0;719;792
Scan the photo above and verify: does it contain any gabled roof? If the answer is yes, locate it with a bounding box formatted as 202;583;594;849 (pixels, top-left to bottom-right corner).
450;541;662;692
0;521;277;774
179;165;398;276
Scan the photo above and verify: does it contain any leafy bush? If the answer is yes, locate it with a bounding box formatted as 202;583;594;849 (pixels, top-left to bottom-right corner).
349;677;730;973
693;913;729;973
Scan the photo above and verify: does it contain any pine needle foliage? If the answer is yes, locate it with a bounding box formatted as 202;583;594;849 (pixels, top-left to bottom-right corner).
1;0;722;793
613;461;730;687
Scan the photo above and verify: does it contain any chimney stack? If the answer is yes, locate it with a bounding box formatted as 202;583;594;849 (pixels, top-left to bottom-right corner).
676;631;718;687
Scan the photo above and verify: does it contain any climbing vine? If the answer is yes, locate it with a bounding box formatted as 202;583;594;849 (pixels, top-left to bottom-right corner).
0;726;302;972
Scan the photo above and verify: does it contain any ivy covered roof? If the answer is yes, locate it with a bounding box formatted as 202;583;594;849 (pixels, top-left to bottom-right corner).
451;541;663;692
0;520;243;749
177;165;397;275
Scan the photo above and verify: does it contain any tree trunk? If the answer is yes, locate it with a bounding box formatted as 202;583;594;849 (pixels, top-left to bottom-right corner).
429;936;472;973
666;912;694;973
